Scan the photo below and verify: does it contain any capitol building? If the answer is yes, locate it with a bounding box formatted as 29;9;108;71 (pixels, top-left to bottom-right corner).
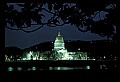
5;31;117;62
5;31;88;61
52;31;87;60
20;31;88;61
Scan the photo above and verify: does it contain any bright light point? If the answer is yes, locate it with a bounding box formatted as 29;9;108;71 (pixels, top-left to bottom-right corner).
86;66;90;69
78;48;80;50
8;67;13;71
32;67;36;71
93;59;96;60
57;67;60;70
22;58;26;60
104;56;106;58
33;57;36;60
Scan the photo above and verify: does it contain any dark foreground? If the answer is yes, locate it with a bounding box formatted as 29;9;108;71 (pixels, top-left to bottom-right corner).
4;60;119;81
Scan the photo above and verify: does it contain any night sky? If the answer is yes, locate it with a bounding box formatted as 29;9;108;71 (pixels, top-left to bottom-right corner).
5;24;109;49
5;3;109;49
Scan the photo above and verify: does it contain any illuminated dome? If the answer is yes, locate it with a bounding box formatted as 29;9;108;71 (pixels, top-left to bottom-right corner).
53;31;69;60
54;31;65;50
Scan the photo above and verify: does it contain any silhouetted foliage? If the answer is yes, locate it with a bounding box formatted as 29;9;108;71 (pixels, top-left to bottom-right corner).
3;0;120;40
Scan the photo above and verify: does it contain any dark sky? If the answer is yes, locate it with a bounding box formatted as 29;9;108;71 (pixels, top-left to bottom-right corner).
5;24;109;49
5;3;109;49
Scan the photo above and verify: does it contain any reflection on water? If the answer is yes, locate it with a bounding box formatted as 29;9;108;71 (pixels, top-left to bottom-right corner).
7;64;118;71
49;67;88;70
8;67;14;71
32;67;36;70
17;67;22;71
86;66;90;69
7;66;90;71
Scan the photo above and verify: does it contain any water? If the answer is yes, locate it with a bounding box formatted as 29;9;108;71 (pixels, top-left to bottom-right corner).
7;66;90;71
8;67;14;71
7;65;118;71
49;66;90;70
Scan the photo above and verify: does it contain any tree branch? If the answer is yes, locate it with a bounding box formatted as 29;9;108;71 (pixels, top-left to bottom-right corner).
6;23;44;33
20;24;43;33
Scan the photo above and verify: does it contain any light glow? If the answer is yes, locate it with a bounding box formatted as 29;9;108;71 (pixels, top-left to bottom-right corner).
8;67;13;71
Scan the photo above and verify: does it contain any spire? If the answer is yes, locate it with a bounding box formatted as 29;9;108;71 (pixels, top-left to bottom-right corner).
58;29;61;36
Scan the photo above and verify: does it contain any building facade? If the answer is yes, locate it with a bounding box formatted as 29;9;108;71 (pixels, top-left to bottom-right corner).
52;31;87;60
